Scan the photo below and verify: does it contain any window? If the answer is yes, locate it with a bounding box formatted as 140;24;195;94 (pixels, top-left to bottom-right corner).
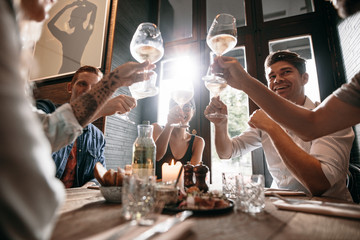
159;0;193;43
262;0;315;22
206;0;246;29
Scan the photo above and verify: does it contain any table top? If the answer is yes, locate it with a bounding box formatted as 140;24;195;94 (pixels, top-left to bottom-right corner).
51;187;360;240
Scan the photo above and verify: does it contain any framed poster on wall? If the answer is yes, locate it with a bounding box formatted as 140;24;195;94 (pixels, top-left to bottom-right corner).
30;0;117;81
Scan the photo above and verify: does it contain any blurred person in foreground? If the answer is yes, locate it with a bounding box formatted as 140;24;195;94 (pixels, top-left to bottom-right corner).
205;51;354;201
36;66;137;188
211;0;360;141
153;99;205;180
0;0;154;239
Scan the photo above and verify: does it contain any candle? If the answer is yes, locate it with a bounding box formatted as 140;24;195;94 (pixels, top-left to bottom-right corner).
162;159;182;184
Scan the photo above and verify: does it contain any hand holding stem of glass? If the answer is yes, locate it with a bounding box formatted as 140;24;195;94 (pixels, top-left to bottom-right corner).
118;23;163;124
203;13;237;119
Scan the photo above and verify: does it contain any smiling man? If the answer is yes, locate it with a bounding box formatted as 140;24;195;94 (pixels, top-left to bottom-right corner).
37;66;137;188
204;50;354;201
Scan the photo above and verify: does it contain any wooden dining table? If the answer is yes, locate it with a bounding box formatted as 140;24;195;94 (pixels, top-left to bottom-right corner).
51;187;360;240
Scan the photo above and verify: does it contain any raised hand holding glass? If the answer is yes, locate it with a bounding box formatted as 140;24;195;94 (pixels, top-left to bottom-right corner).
170;80;194;128
118;23;163;123
203;13;237;119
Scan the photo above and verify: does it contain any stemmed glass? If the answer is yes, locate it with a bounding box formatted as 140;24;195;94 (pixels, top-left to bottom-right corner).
118;23;164;123
202;13;237;118
118;71;159;124
170;80;194;128
130;22;164;84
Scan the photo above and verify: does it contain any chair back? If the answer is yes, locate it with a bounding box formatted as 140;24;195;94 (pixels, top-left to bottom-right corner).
348;163;360;203
348;127;360;203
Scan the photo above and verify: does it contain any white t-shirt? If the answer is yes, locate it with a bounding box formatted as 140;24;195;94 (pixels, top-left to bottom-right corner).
231;97;354;201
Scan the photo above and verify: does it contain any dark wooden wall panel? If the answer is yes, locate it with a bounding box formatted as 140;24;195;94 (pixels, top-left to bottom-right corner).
105;0;158;170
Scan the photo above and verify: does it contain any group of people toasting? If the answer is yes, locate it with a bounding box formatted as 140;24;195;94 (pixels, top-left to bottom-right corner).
1;0;360;239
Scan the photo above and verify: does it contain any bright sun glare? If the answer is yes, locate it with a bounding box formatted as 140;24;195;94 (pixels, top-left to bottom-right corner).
158;56;198;125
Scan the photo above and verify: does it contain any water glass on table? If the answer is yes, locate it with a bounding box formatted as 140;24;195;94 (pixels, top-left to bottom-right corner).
222;172;241;199
121;175;161;224
236;174;265;214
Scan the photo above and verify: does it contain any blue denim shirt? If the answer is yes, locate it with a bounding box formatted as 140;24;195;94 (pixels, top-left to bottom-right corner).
52;123;106;187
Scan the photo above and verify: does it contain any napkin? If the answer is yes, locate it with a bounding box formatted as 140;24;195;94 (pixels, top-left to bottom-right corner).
265;188;307;196
273;199;360;219
152;219;195;240
85;216;194;240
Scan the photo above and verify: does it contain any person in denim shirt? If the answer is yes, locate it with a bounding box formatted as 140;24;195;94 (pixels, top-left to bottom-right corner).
52;123;106;188
37;66;137;188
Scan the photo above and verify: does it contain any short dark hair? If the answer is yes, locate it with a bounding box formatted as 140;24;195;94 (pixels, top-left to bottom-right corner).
71;66;103;85
264;50;306;75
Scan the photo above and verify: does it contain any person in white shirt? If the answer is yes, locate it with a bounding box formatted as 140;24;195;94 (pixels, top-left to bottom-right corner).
205;51;354;201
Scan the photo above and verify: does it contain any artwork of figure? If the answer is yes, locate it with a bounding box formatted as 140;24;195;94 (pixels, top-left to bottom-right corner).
48;0;97;74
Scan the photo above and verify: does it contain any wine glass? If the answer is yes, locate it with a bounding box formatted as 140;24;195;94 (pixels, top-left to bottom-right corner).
118;23;164;123
130;22;164;89
203;13;237;118
170;80;194;128
118;71;159;124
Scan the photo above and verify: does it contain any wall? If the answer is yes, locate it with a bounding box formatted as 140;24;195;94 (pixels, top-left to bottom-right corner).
338;12;360;81
337;11;360;157
104;0;158;170
337;11;360;198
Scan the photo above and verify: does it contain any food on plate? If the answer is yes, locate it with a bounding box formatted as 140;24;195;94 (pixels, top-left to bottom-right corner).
177;188;231;210
94;163;124;186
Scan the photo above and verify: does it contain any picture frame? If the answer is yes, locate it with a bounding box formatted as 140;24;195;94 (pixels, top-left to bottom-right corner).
30;0;118;81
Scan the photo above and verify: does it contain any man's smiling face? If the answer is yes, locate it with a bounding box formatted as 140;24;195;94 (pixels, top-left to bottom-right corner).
266;61;308;105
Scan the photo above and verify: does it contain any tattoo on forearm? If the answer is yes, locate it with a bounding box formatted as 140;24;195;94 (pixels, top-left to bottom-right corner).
72;74;120;126
73;93;98;125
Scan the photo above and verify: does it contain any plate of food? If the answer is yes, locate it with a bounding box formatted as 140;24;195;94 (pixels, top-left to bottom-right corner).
163;186;234;215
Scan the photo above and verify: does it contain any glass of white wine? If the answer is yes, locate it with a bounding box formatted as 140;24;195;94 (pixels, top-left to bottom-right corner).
170;80;194;128
130;22;164;88
203;13;237;118
117;71;159;124
119;23;163;123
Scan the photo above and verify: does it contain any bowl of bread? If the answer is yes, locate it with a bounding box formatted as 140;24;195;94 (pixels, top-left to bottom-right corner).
94;162;125;203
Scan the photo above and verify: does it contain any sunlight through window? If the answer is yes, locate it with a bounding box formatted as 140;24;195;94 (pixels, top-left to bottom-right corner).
158;56;199;126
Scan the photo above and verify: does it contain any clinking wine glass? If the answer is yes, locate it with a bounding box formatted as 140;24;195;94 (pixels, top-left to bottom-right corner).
118;71;159;124
130;22;164;88
203;13;237;118
118;23;164;123
170;80;194;128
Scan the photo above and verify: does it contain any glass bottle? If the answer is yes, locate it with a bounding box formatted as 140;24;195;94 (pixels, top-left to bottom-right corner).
131;121;156;179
